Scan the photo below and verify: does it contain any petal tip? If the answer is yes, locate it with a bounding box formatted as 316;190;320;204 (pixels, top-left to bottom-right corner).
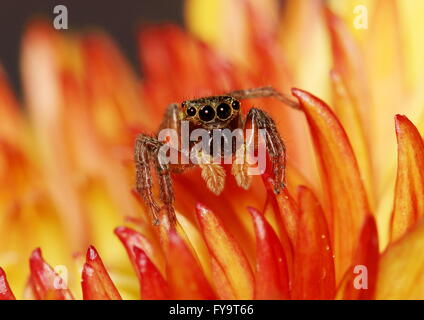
30;247;42;260
86;245;98;261
247;206;261;218
195;202;211;217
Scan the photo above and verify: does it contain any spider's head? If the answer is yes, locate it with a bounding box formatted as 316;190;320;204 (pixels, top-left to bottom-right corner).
181;96;241;129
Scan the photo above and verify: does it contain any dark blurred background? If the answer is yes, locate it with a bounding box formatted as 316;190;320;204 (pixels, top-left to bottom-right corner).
0;0;184;97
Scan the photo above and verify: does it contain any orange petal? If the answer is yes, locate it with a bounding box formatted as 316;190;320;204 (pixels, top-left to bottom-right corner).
81;246;122;300
21;22;90;252
196;203;254;299
114;226;164;275
336;215;379;300
325;7;372;118
133;247;168;300
166;230;216;300
366;1;406;187
330;70;374;208
292;187;335;299
262;176;296;283
326;7;375;212
391;115;424;242
139;25;236;113
248;207;289;300
263;176;299;246
0;267;15;300
279;0;332;103
28;248;74;300
377;219;424;299
81;33;148;132
292;88;370;281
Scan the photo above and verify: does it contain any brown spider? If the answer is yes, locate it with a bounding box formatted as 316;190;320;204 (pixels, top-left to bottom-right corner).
134;86;300;225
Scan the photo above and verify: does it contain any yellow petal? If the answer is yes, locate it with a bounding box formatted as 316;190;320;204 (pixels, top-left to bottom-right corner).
390;115;424;242
376;219;424;299
196;204;254;299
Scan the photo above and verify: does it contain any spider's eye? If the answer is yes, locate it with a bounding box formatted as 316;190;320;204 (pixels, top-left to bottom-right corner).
186;106;197;117
232;100;240;110
216;103;232;120
199;105;215;122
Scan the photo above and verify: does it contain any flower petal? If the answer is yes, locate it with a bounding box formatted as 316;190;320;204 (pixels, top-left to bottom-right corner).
81;33;149;132
325;9;374;199
166;230;216;300
114;226;165;275
196;203;254;299
28;248;74;300
325;7;372;118
391;115;424;242
376;219;424;299
262;177;296;283
292;88;370;281
336;215;379;300
81;246;122;300
292;186;336;299
365;0;406;196
133;247;168;300
0;267;16;300
248;207;289;300
280;0;332;102
139;25;236;112
330;70;373;207
263;176;299;246
21;22;90;251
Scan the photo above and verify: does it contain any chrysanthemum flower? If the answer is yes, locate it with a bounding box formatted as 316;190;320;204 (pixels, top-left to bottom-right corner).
1;0;424;300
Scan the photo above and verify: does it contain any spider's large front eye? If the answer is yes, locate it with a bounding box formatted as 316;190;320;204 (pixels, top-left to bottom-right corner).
199;105;215;122
217;103;232;120
186;106;197;117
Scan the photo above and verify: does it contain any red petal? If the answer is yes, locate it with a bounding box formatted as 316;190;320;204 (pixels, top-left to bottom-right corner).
29;248;74;300
248;207;290;300
81;33;148;132
139;25;237;114
0;268;15;300
133;247;168;299
81;246;122;300
196;203;254;299
292;187;336;299
292;88;370;281
166;230;216;300
114;226;164;275
391;115;424;242
263;175;299;246
336;215;379;300
262;176;296;284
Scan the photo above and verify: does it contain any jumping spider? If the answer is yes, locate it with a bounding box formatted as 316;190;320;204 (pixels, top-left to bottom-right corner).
135;86;300;225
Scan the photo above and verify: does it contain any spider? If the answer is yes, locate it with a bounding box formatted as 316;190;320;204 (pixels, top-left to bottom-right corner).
134;86;300;225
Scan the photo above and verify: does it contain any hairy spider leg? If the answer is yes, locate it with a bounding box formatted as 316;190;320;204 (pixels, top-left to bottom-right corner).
226;86;300;110
243;107;287;194
135;134;176;226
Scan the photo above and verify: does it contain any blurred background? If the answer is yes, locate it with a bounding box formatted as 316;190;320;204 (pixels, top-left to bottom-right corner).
0;0;184;96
